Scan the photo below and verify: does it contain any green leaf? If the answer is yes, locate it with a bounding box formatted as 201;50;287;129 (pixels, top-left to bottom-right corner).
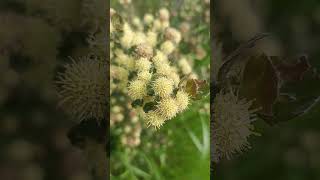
143;102;157;113
131;99;143;108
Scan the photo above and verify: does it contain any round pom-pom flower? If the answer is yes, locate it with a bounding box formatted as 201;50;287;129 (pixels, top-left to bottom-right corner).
153;77;174;98
137;71;152;82
128;79;147;100
175;90;189;112
156;97;178;120
135;43;153;59
161;41;175;55
56;56;107;121
135;58;151;72
159;8;170;22
145;111;166;129
212;90;258;163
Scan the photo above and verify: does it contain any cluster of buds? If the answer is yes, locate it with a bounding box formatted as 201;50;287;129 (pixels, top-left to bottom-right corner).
110;7;197;129
111;99;142;149
172;0;211;63
120;111;142;148
110;105;125;127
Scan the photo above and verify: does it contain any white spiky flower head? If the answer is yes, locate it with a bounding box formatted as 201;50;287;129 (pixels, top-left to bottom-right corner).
127;79;147;100
145;111;166;129
156;62;172;75
120;23;134;49
165;27;182;44
161;40;175;55
175;90;190;112
212;90;258;163
159;8;170;22
132;32;146;46
156;97;178;120
152;50;168;66
135;43;153;59
144;14;154;25
115;52;134;70
153;77;174;98
132;16;142;28
56;56;107;121
178;58;192;75
135;58;151;72
146;31;158;47
152;19;162;31
137;71;152;82
110;65;128;88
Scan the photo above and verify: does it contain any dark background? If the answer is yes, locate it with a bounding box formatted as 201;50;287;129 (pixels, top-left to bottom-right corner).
0;0;93;180
213;0;320;179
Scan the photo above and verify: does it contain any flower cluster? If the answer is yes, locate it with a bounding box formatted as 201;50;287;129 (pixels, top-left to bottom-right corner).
110;99;142;149
110;7;196;129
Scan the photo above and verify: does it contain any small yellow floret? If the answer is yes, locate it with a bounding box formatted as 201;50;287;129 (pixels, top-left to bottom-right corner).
153;77;174;98
175;90;189;112
156;97;178;120
128;80;147;100
161;41;175;55
145;111;165;129
137;71;152;81
135;58;151;72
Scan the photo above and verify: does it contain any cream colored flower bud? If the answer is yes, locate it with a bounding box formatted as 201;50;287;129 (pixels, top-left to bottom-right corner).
156;97;178;120
161;21;170;30
128;80;147;100
175;90;189;112
111;106;122;113
161;41;175;55
165;27;181;44
131;32;146;46
135;58;151;72
178;58;192;75
137;71;152;82
168;72;180;87
111;66;128;82
155;63;171;76
115;114;124;122
146;31;157;47
124;125;132;133
119;0;131;5
115;52;135;70
180;22;190;34
144;14;154;25
135;43;153;59
152;50;168;66
132;16;141;28
159;8;170;22
153;77;174;98
145;111;165;129
152;19;162;31
110;8;116;17
120;23;134;48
